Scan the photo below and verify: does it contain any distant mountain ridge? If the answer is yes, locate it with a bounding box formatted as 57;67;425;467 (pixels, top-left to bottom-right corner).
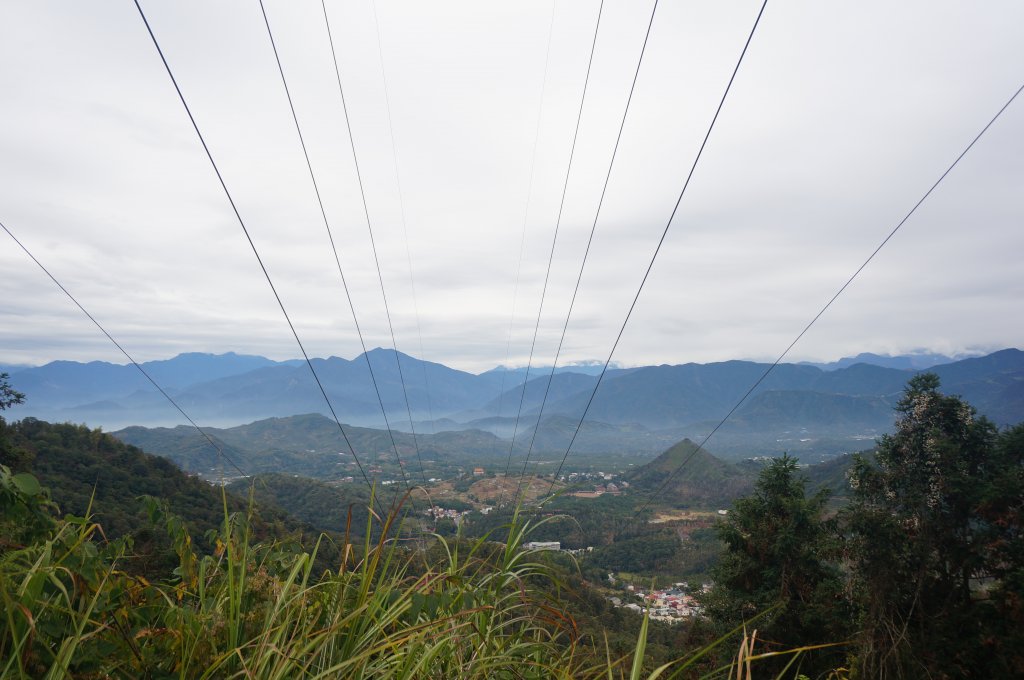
800;351;964;371
6;349;1023;460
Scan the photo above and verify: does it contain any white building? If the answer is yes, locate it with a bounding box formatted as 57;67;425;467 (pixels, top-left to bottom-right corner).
522;541;561;551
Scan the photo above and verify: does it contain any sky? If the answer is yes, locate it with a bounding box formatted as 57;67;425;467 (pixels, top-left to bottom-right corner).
1;0;1022;374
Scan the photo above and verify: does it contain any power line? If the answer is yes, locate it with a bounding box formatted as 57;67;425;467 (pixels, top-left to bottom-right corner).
635;77;1024;515
509;0;663;504
506;0;607;504
546;0;770;495
492;0;558;502
131;0;380;508
258;0;418;493
369;0;439;449
319;0;427;488
320;1;426;488
1;220;248;481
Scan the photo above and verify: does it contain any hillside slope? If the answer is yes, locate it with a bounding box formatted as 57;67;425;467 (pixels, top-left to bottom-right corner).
226;473;379;536
0;417;324;554
114;413;504;480
624;439;755;508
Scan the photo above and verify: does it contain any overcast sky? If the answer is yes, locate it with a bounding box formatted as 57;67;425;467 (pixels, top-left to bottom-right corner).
1;1;1022;374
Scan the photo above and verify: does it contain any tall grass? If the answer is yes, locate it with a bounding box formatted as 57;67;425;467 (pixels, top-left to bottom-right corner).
0;466;826;678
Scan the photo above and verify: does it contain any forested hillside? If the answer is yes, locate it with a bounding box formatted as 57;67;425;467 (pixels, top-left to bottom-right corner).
114;414;501;480
624;439;754;507
0;417;334;564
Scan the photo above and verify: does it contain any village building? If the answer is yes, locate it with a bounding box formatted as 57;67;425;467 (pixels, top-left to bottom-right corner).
522;541;561;551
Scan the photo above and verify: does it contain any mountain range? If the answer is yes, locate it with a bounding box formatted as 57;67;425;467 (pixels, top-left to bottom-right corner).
798;351;965;371
6;348;1023;460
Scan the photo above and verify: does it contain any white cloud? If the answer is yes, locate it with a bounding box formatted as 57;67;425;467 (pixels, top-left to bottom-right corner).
1;0;1022;374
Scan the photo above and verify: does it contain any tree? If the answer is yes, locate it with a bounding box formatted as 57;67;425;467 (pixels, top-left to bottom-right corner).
846;373;1023;677
0;373;31;471
702;454;850;675
0;372;25;411
980;422;1024;675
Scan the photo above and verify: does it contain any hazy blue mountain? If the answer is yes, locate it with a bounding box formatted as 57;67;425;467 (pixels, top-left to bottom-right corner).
165;349;522;426
480;361;621;378
931;349;1024;426
930;347;1023;385
8;360;155;409
519;414;672;455
168;362;380;423
537;353;1023;429
473;371;603;421
808;362;913;396
6;348;1022;437
459;415;523;438
4;352;291;414
801;352;960;371
5;348;521;429
727;390;895;430
141;352;294;388
983;379;1024;430
537;361;823;427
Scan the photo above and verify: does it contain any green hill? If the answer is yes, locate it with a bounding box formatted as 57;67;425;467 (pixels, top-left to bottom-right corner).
114;413;503;480
624;438;754;508
2;417;243;539
112;424;249;477
0;417;333;562
226;473;379;536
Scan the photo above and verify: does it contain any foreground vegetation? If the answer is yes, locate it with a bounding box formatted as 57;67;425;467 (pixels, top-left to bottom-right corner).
2;371;1021;677
0;381;789;679
702;374;1024;677
1;466;565;677
1;459;812;678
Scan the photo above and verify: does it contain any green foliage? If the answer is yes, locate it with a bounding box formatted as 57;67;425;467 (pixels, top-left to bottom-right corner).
227;472;378;535
0;464;59;549
1;418;246;541
450;474;476;493
465;494;648;552
0;418;342;578
587;533;680;574
0;373;25;412
0;484;580;677
702;455;851;676
0;412;841;678
0;468;772;679
846;373;1024;677
984;422;1024;650
800;450;871;501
